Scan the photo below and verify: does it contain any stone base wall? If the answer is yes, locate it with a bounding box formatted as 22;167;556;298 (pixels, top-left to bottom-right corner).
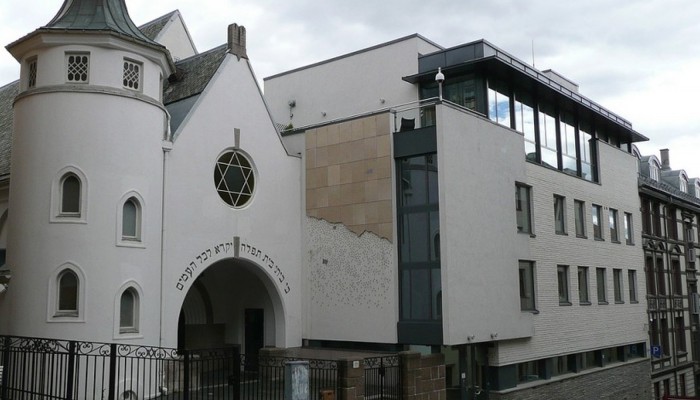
400;352;447;400
489;359;650;400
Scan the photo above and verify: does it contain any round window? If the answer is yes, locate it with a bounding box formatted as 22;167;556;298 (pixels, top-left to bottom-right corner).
214;149;255;208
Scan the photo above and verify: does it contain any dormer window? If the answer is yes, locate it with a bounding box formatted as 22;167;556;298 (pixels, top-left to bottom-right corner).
123;59;142;91
27;57;37;88
66;53;89;83
649;161;660;182
695;181;700;199
680;175;688;193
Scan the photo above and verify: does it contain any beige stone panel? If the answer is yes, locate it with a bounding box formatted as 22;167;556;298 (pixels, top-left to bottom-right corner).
307;208;319;218
364;136;378;159
349;182;366;204
364;179;378;202
339;164;353;185
306;168;317;189
306;130;317;149
352;204;366;225
377;135;391;157
377;222;393;241
305;148;316;169
316;126;328;147
327;164;341;186
365;158;378;181
363;115;378;138
351;160;366;183
327;123;340;145
339;184;355;206
376;156;392;179
340;205;354;225
347;224;365;236
324;206;342;223
365;201;380;223
351;119;364;141
314;167;328;188
316;207;331;222
377;177;392;201
339;121;353;143
350;141;365;162
316;186;329;208
316;146;329;168
306;189;316;210
376;113;391;135
377;200;393;224
326;143;339;165
338;142;352;164
328;185;342;206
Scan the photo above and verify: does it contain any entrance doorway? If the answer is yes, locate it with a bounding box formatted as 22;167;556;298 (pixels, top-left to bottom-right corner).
245;308;264;369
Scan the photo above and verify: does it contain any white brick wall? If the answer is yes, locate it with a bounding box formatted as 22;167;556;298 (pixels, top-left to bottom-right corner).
493;141;648;365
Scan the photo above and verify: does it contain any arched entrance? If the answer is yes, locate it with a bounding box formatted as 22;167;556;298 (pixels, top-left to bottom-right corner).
177;257;285;353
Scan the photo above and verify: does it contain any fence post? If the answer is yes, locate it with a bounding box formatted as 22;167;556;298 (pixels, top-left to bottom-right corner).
183;350;190;400
64;340;77;400
337;357;364;400
108;343;117;400
1;336;10;400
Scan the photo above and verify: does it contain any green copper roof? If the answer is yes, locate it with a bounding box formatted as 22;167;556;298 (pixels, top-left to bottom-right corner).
45;0;158;45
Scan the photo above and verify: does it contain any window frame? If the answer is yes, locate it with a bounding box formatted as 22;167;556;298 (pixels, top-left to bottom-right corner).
609;208;619;242
516;183;533;235
51;166;88;224
592;204;603;240
122;58;143;91
65;52;90;83
624;212;634;245
578;266;590;304
574;200;586;237
554;195;567;235
116;191;146;248
628;270;638;303
558;265;570;305
596;267;607;304
119;288;139;334
48;263;86;322
613;268;624;303
114;282;143;338
519;260;536;312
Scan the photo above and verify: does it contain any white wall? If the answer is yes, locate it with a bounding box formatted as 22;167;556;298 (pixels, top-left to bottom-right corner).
437;104;534;345
161;53;303;349
153;11;197;61
264;36;441;129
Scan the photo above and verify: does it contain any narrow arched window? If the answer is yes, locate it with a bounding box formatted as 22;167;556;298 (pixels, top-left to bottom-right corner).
121;197;140;240
57;270;78;315
119;288;139;333
61;174;81;215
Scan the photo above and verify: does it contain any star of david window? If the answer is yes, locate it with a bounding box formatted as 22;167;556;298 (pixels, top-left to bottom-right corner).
214;150;255;207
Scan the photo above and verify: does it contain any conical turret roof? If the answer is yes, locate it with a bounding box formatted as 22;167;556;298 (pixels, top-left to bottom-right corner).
44;0;158;45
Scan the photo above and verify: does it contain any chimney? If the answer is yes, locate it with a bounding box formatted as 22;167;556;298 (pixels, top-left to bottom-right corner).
660;148;671;170
228;23;248;59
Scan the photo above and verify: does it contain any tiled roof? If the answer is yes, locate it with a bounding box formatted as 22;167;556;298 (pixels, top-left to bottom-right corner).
0;81;19;179
639;174;700;209
139;10;178;41
164;44;228;134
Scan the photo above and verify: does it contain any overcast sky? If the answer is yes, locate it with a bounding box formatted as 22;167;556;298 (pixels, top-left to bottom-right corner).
1;0;698;177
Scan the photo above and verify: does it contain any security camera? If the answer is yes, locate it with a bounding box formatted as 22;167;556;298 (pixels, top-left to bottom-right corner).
435;67;445;83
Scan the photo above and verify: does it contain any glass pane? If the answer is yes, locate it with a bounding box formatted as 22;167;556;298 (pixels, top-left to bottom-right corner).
431;269;442;319
58;271;78;311
400;157;427;206
488;82;511;127
411;269;430;319
427;154;439;204
62;175;80;214
120;290;135;327
403;213;429;262
122;199;137;238
430;211;440;261
401;270;411;319
516;185;531;233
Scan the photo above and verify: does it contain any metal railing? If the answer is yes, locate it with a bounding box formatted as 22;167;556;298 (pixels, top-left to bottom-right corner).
0;336;341;400
364;355;401;399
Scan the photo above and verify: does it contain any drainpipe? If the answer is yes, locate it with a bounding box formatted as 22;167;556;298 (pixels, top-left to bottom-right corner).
159;111;172;348
662;203;680;393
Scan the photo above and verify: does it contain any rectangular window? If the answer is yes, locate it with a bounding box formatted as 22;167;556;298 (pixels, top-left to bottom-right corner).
554;195;566;234
609;209;619;242
66;53;89;83
516;184;532;234
657;256;666;296
515;92;536;160
661;319;670;356
668;207;678;240
519;261;536;311
559;112;577;176
488;80;511;128
28;57;37;88
538;105;558;168
574;200;586;237
596;268;607;303
613;269;623;303
122;59;142;91
558;265;570;304
578;267;590;304
653;202;662;236
624;212;633;245
641;200;651;234
672;258;683;295
676;316;687;353
592;204;603;240
628;270;638;302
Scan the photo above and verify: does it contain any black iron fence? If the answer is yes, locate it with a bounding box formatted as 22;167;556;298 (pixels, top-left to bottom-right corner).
364;355;401;399
0;336;340;400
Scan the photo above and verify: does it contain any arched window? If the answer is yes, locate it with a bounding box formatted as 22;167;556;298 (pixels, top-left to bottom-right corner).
121;197;140;240
119;288;139;333
57;269;79;315
61;174;81;215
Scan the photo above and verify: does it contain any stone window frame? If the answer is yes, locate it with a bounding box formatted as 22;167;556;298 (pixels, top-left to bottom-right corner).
116;191;145;248
113;281;143;339
65;52;90;83
50;166;88;224
47;262;86;322
122;58;142;91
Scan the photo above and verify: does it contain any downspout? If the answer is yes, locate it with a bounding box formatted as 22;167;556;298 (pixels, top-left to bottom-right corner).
159;109;173;348
662;203;680;393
